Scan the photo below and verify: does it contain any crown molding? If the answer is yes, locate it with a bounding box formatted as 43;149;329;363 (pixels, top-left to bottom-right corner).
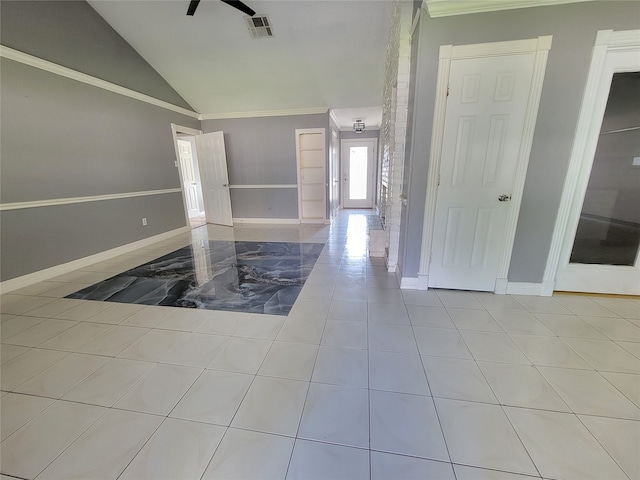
0;45;200;119
199;107;328;121
423;0;592;18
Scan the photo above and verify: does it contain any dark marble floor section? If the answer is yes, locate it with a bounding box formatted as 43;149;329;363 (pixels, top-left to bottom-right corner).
67;241;325;315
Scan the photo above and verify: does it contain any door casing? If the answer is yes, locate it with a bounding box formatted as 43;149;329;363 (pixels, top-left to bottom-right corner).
543;29;640;295
417;36;552;292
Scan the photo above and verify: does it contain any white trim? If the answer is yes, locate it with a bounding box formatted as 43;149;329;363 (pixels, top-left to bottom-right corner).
417;274;429;290
497;37;552;280
295;128;327;224
201;108;328;121
1;46;199;119
232;218;300;224
229;184;297;189
418;45;452;279
0;227;190;294
400;277;419;289
418;36;551;292
410;7;421;39
423;0;592;18
543;29;640;294
494;278;509;295
0;188;182;211
505;282;544;296
329;110;341;130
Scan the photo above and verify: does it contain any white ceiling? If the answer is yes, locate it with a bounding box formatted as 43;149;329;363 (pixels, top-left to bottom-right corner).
88;0;395;127
88;0;594;129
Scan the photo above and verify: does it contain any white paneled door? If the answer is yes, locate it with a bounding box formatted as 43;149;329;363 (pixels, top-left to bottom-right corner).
194;131;233;227
429;53;537;291
176;139;201;217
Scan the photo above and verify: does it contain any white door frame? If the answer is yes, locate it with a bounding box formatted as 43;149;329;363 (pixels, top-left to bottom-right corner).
542;29;640;296
171;123;203;227
295;128;327;224
341;138;378;209
417;36;552;291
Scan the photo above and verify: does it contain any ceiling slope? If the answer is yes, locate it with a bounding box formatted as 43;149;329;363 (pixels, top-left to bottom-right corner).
87;0;394;119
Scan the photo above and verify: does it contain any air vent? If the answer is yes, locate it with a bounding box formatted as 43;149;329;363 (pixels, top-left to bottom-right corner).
245;15;273;38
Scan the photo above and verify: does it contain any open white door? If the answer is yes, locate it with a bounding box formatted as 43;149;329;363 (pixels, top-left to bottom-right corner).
177;139;202;218
194;131;233;226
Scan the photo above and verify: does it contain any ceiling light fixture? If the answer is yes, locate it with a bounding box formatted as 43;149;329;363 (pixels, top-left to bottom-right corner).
353;120;365;134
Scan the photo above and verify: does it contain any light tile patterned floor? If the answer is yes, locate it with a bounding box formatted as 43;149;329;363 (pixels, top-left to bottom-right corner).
1;210;639;480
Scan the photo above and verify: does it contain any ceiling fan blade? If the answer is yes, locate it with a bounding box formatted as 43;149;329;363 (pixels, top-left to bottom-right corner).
186;0;200;16
220;0;256;16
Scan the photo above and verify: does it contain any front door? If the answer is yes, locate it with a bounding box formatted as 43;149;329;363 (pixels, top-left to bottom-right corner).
342;138;376;209
429;53;538;291
194;131;233;227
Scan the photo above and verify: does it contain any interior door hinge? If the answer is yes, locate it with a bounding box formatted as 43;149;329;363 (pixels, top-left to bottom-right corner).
429;253;433;264
446;85;450;97
437;174;441;187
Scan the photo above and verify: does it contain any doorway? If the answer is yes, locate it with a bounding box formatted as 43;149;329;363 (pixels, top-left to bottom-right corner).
548;30;640;295
176;137;206;228
418;37;552;292
341;138;377;209
171;124;233;228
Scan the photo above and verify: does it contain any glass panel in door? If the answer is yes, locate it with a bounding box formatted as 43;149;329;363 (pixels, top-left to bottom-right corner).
569;72;640;266
349;146;369;201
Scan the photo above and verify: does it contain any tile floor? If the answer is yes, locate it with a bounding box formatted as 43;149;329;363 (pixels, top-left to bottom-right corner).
1;210;639;480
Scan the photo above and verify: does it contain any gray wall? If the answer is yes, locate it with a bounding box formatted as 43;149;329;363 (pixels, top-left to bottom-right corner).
398;4;422;276
340;130;381;140
202;114;329;219
402;1;640;282
0;0;192;109
0;1;200;282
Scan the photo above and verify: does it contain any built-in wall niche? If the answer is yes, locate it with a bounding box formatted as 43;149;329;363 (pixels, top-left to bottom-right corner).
295;128;327;224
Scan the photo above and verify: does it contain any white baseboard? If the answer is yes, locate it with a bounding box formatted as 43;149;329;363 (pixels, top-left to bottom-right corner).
540;280;555;297
400;276;419;289
232;218;300;225
494;278;508;295
0;227;190;294
505;282;545;296
417;274;429;290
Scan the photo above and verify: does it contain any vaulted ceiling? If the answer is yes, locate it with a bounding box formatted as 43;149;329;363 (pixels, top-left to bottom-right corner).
88;0;394;128
87;0;594;129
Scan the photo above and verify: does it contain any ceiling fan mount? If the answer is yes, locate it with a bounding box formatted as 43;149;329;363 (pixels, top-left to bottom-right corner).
187;0;256;17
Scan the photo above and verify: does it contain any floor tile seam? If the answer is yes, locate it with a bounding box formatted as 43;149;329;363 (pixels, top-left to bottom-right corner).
293;318;329;442
555;335;624;371
503;406;634;480
451;461;544;479
494;401;544;478
582;366;640;409
574;414;639;480
521;366;637;418
1;349;73;392
6;397;111;480
108;408;167;480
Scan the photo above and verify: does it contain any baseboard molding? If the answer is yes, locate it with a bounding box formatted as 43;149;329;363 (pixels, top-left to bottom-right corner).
0;226;190;294
505;282;545;296
232;218;300;225
400;276;419;289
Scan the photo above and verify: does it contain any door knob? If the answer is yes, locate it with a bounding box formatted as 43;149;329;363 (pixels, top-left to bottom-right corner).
498;194;512;202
